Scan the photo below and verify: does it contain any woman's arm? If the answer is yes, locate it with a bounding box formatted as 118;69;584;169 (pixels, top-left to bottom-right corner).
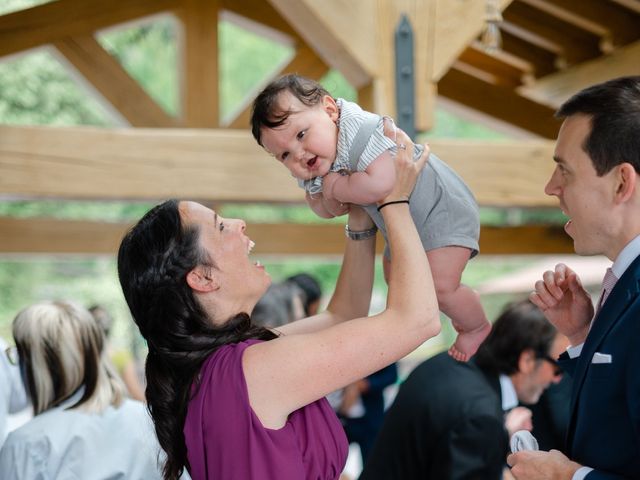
275;205;376;336
244;131;440;429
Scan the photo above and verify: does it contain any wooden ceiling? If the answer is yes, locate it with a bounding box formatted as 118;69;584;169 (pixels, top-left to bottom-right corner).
439;0;640;137
0;0;638;255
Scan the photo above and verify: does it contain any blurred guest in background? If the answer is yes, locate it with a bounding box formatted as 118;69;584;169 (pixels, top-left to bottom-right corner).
360;300;566;480
0;300;171;479
89;304;145;401
0;336;28;448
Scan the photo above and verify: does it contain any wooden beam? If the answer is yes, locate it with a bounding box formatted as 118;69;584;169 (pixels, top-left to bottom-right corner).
0;216;573;255
431;0;514;81
609;0;640;15
266;0;374;87
519;0;640;47
520;40;640;108
502;1;602;65
500;29;558;78
220;0;300;40
458;43;531;87
0;125;559;207
225;44;329;129
479;225;573;254
176;0;220;127
0;0;180;59
372;0;437;129
53;35;178;128
438;65;561;139
0;126;299;203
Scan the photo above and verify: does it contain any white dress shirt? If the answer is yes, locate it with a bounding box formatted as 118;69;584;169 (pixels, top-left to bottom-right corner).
499;374;518;411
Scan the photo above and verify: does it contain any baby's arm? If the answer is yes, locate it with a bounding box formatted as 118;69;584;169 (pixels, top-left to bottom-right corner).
323;151;396;205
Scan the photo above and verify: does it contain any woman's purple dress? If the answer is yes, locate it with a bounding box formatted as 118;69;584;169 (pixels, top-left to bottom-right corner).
184;339;348;479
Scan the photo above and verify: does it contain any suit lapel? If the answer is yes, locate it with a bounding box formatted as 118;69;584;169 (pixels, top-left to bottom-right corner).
566;254;640;452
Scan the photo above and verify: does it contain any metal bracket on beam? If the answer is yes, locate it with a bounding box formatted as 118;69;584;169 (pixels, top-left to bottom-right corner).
394;14;416;140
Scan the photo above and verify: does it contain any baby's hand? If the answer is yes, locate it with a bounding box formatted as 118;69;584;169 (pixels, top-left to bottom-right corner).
322;171;342;201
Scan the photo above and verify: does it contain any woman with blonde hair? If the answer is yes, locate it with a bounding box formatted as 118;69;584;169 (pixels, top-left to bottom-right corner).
0;300;170;479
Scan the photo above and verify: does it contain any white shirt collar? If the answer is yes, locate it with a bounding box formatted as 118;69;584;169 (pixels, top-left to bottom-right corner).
499;374;518;411
611;234;640;279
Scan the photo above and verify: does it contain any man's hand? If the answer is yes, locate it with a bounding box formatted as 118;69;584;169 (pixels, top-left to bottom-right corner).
505;407;533;438
507;449;582;479
529;263;593;346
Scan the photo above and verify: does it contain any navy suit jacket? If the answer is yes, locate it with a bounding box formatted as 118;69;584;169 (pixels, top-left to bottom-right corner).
559;254;640;479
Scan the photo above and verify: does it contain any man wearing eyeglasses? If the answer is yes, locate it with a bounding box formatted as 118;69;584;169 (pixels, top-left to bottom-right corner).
0;337;28;448
360;300;566;480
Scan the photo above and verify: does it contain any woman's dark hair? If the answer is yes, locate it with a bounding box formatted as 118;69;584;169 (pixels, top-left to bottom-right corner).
556;75;640;176
251;74;331;147
474;299;557;376
117;199;277;480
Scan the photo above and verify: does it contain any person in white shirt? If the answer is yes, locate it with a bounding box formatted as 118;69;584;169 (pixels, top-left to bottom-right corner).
508;76;640;479
0;336;28;448
0;300;176;480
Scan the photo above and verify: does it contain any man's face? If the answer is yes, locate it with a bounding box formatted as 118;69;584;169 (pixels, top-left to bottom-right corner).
545;114;619;259
514;334;568;405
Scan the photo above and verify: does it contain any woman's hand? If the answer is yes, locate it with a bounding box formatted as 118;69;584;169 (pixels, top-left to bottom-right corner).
346;204;374;231
381;126;429;204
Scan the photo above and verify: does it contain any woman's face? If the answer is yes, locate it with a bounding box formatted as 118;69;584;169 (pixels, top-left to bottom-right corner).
179;201;271;317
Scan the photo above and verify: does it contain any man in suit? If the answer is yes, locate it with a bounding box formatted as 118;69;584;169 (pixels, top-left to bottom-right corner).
359;300;566;480
508;76;640;479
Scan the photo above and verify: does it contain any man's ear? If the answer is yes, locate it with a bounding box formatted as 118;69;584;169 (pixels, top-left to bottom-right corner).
517;349;536;374
613;163;637;203
186;266;219;293
322;95;339;122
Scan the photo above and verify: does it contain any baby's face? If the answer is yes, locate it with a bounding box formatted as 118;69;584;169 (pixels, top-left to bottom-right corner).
260;92;339;181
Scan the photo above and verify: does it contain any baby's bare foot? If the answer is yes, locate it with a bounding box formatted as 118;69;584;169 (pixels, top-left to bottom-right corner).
448;322;491;362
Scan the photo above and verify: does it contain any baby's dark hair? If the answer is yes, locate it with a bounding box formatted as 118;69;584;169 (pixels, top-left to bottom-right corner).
251;74;331;147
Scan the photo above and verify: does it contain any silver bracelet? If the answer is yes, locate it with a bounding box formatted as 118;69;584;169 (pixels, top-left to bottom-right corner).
345;224;378;240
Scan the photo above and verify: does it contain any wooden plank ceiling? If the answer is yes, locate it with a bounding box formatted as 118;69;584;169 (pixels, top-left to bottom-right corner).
1;0;639;255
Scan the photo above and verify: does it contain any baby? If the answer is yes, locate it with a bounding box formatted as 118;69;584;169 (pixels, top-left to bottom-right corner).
251;74;490;360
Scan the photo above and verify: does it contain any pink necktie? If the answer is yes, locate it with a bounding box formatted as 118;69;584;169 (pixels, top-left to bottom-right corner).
595;268;618;315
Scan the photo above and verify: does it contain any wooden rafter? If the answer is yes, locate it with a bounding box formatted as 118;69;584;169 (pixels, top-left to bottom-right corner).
176;0;220;127
0;125;558;207
503;2;602;65
458;44;531;88
266;0;374;88
431;0;514;81
54;35;178;127
520;40;640;109
220;0;299;40
438;65;561;139
0;0;180;59
500;29;558;78
520;0;640;47
0;216;573;255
